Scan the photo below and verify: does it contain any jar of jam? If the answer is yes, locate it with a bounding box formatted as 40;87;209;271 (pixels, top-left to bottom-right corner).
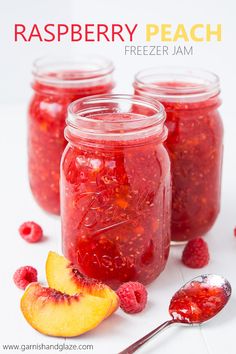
28;56;114;214
61;94;171;289
134;68;223;242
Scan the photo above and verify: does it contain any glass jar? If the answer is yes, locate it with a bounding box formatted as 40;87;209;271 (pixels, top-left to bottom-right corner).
28;56;114;214
61;94;171;289
134;67;223;242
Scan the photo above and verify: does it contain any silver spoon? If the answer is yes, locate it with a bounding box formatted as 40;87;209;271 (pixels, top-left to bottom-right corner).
119;274;231;354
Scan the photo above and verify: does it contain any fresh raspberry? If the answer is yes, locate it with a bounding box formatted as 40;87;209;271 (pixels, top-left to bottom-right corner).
234;227;236;237
182;237;209;268
116;281;148;314
19;221;43;243
13;266;38;290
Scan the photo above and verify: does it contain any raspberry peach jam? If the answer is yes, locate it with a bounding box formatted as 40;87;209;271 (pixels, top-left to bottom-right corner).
134;68;223;242
169;277;229;323
28;56;114;214
61;95;171;289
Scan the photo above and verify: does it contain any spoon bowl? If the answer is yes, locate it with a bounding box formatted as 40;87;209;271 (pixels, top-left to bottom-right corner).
169;274;232;324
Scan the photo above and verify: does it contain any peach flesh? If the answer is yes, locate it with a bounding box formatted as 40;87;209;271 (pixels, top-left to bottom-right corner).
21;282;112;337
46;251;119;316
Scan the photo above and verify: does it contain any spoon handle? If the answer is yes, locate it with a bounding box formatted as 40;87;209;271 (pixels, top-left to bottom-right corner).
119;319;175;354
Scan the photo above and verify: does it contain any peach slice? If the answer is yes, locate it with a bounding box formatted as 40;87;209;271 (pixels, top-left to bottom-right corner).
46;251;119;317
20;282;111;337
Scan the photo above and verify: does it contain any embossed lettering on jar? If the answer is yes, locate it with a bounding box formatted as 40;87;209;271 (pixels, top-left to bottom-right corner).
134;68;223;242
28;56;114;214
61;95;171;289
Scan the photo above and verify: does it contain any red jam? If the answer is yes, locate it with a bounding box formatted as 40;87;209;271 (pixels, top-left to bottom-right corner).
169;280;228;323
134;69;223;242
61;96;171;289
28;57;114;214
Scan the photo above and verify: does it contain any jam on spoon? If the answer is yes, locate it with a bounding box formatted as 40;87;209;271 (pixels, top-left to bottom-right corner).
119;274;231;354
169;276;229;323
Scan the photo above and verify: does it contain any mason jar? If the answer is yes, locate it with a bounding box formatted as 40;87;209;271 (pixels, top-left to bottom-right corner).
61;94;171;289
28;56;114;214
134;67;223;242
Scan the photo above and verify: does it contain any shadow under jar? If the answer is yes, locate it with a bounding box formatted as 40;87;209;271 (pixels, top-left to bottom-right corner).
28;56;114;214
61;95;171;289
134;68;223;243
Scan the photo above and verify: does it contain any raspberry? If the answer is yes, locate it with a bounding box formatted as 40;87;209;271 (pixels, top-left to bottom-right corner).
182;237;209;268
19;221;43;243
13;266;38;290
116;281;148;314
234;227;236;237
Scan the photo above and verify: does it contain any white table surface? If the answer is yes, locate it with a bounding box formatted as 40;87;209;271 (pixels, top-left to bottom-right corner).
1;104;235;354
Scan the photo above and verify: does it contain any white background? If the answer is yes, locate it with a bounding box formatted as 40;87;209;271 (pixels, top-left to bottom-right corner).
1;1;236;353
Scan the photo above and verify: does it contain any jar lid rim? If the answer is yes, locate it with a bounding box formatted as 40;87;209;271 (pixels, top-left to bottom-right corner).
134;66;220;101
32;55;114;86
66;94;167;143
68;94;165;123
